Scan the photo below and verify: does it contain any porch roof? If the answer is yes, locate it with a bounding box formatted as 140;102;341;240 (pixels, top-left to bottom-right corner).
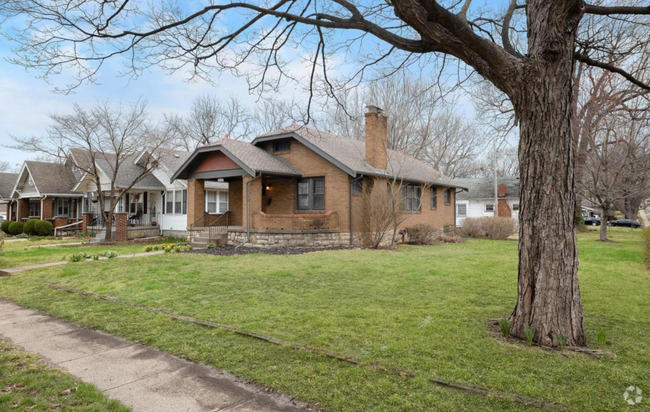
171;139;301;181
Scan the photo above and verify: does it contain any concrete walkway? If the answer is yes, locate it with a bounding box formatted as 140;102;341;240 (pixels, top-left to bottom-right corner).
0;299;311;412
639;209;650;227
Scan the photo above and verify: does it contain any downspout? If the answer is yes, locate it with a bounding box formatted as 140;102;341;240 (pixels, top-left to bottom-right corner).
349;175;365;248
236;173;261;249
41;195;48;220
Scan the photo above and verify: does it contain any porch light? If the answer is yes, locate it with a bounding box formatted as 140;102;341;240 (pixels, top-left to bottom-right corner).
265;184;272;191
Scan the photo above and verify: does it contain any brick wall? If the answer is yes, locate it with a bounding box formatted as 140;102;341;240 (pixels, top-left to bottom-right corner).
18;199;29;221
186;179;205;228
252;211;339;230
195;151;240;172
498;199;512;218
42;198;54;220
228;179;243;226
364;110;388;169
82;212;93;232
115;213;128;242
54;217;69;228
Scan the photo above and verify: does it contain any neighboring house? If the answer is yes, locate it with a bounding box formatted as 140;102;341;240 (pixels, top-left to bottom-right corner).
172;106;466;247
9;161;85;227
0;172;19;219
454;177;520;227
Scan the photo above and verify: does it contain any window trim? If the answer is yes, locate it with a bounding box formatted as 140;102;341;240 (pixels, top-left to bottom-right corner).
297;177;326;211
430;187;437;210
444;188;451;205
55;198;70;217
485;203;495;213
457;203;467;217
512;203;520;211
164;189;187;215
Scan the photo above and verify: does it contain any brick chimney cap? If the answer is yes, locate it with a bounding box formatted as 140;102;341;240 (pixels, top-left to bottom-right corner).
365;105;384;115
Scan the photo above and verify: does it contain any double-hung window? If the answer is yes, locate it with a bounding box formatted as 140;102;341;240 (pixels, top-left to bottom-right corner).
485;203;495;213
163;189;187;214
205;191;229;214
444;188;451;205
457;203;467;217
297;177;325;210
430;187;438;210
402;185;421;212
56;198;70;216
29;201;40;217
219;192;228;213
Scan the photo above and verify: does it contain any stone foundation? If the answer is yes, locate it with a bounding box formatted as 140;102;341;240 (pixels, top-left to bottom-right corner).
227;228;350;248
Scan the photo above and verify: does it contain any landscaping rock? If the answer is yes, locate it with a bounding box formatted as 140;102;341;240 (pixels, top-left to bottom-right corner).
191;245;358;256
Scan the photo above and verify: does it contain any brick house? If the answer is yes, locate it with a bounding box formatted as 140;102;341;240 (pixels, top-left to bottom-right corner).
172;106;466;247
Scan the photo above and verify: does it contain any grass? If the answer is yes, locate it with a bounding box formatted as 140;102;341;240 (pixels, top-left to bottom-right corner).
0;241;148;269
0;227;648;411
0;340;129;411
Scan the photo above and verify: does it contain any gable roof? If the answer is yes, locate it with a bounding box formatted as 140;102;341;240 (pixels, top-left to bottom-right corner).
253;126;464;187
0;173;18;200
172;139;301;181
69;148;165;190
455;177;520;201
23;161;80;195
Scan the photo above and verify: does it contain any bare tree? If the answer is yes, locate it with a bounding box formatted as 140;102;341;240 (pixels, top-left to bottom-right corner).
0;161;11;173
4;0;650;347
582;113;650;240
11;101;166;242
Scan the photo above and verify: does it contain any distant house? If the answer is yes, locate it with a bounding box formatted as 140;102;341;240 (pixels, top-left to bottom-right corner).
454;177;520;226
0;172;19;219
172;106;466;247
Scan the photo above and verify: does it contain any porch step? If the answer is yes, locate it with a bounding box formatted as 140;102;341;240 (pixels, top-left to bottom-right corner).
189;232;227;248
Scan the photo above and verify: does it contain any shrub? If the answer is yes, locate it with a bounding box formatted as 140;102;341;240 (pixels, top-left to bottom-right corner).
23;219;40;236
34;220;53;236
101;251;118;259
461;217;517;240
8;221;24;235
69;253;88;262
406;224;438;245
205;243;217;249
498;319;510;338
1;220;13;234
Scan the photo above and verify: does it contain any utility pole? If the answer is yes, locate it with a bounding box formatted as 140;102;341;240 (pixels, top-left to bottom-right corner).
493;133;498;217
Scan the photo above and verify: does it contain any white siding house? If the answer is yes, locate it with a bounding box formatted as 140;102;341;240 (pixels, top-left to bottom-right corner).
455;178;520;227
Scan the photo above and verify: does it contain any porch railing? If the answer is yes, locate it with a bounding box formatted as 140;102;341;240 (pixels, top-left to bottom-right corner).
188;212;230;244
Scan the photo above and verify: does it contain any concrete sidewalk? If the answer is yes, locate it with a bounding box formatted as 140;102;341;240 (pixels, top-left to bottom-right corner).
0;299;312;412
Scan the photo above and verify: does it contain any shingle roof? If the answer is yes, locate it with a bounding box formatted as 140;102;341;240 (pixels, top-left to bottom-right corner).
24;161;80;195
219;139;301;176
256;126;464;188
0;173;18;200
69;148;165;190
455;177;520;201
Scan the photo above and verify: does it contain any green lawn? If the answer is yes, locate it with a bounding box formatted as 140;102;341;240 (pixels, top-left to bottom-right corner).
0;228;648;411
0;241;151;269
0;340;129;411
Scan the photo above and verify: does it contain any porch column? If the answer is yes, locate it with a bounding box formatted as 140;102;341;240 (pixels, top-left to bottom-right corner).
115;212;128;242
82;212;93;233
18;199;29;221
242;175;263;229
187;179;205;228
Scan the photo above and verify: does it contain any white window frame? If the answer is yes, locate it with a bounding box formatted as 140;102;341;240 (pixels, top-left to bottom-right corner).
205;190;229;214
485;203;495;213
164;189;187;215
512;203;520;211
56;198;70;217
457;203;467;217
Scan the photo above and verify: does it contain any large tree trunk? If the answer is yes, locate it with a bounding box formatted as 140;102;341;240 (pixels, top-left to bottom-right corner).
509;2;586;347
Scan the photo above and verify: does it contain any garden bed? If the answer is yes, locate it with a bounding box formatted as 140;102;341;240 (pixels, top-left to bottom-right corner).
192;245;358;256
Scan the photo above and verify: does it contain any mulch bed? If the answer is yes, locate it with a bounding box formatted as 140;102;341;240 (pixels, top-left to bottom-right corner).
191;245;358;256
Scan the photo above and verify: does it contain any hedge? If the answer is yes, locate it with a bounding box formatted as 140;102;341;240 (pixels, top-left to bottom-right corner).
8;221;24;236
24;219;39;236
34;220;53;236
1;220;11;234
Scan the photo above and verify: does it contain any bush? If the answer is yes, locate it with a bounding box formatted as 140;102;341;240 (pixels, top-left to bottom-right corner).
406;224;438;245
461;217;517;240
1;220;12;234
34;220;53;236
8;221;24;235
23;219;39;236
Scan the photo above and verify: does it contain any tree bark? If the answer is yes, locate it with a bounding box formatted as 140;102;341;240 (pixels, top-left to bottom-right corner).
509;1;586;347
599;209;608;241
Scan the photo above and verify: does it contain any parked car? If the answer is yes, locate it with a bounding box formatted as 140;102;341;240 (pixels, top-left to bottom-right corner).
0;215;5;222
609;219;642;228
583;216;600;226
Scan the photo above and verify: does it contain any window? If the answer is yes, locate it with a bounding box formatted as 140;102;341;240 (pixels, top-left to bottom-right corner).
513;203;520;211
430;187;437;209
351;180;362;195
128;194;143;214
29;201;40;217
273;140;291;153
401;185;421;212
297;177;325;210
56;198;70;216
164;190;186;214
485;203;495;212
206;191;218;213
457;203;467;217
444;188;451;205
219;192;228;213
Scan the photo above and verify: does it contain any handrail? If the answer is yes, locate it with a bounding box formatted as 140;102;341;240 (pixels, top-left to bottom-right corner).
187;211;230;243
53;220;83;236
207;211;230;244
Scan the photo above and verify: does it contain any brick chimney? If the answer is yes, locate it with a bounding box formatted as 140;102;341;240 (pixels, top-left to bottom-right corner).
498;183;507;197
365;105;388;170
